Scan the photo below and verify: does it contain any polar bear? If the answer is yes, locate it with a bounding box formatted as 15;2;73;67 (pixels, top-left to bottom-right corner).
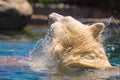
48;12;111;70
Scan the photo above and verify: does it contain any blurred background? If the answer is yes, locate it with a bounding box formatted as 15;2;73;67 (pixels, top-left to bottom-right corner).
29;0;120;25
0;0;120;30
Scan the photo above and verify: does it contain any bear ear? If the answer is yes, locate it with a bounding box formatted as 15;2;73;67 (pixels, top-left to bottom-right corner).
89;23;105;38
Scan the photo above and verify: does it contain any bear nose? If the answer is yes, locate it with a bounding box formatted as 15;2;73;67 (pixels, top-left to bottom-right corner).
48;12;64;25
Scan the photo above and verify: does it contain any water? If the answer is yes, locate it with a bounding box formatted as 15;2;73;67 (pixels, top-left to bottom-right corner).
0;40;35;56
0;39;51;80
0;27;120;80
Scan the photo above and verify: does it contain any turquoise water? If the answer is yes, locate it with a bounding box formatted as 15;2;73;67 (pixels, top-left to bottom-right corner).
0;39;51;80
0;40;35;56
0;28;120;80
0;66;50;80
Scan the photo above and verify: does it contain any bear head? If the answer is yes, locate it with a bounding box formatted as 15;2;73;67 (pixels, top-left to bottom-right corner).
48;12;111;71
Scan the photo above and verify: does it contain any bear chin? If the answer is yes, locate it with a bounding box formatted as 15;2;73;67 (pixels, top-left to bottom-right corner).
61;57;111;69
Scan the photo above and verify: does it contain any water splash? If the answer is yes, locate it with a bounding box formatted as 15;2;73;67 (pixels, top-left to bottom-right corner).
105;16;115;27
29;32;51;58
102;16;120;42
19;29;56;71
101;17;120;68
